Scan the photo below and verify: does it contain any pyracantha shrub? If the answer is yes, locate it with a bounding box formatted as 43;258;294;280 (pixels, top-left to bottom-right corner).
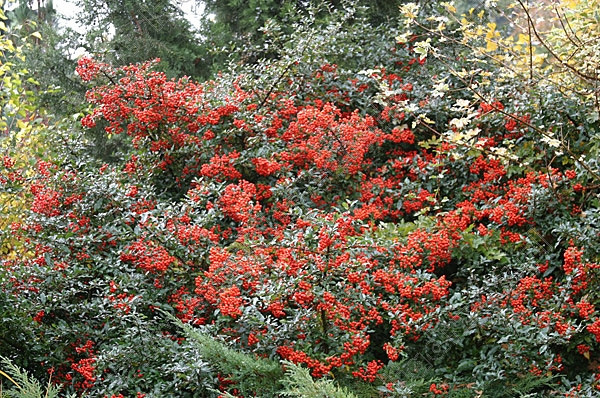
3;2;600;396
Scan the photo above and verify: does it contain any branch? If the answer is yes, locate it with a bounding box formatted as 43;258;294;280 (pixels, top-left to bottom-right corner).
101;70;117;86
553;5;581;47
442;57;600;182
527;0;533;83
256;61;295;112
516;0;600;82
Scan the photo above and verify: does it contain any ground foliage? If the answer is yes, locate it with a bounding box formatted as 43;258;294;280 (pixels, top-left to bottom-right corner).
2;0;600;397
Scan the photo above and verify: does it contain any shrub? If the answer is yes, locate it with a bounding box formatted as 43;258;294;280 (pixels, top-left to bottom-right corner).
2;1;600;397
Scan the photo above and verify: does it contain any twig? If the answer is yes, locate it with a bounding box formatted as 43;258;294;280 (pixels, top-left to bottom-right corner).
256;61;295;112
554;5;581;47
101;70;117;85
527;0;533;83
516;0;599;82
442;56;600;182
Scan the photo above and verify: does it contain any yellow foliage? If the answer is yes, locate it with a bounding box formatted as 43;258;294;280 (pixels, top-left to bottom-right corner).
1;0;49;257
440;0;597;105
541;0;600;102
441;2;457;14
486;40;498;52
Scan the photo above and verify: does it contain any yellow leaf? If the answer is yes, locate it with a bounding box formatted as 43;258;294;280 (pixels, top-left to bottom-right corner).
30;31;43;40
486;40;498;51
16;119;28;130
584;351;590;360
441;2;456;13
400;3;420;20
517;33;529;44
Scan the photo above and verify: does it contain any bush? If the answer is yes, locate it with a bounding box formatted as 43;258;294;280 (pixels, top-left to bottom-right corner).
2;1;600;397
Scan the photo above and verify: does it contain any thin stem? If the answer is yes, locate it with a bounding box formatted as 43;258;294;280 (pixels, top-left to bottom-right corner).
441;56;600;181
554;5;581;47
0;369;22;391
516;0;599;82
527;0;533;83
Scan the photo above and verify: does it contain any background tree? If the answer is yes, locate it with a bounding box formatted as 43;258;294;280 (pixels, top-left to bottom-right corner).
196;0;410;76
6;1;87;117
76;0;204;78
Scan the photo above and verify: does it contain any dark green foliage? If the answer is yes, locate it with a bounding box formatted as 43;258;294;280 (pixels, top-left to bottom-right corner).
18;25;87;116
77;0;204;78
174;315;366;398
4;0;85;116
196;0;410;77
5;0;56;29
0;292;38;376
